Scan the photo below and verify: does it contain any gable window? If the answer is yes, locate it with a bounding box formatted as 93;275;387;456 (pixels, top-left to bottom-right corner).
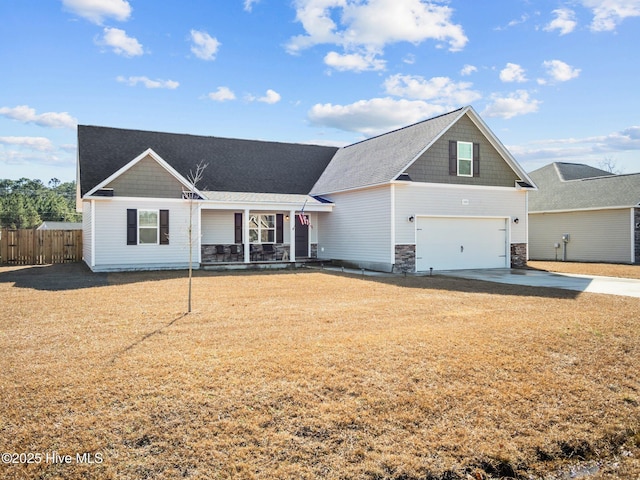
127;209;169;245
449;140;480;177
457;141;473;177
249;214;275;243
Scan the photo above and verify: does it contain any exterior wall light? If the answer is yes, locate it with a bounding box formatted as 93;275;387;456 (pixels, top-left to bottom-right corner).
408;216;415;222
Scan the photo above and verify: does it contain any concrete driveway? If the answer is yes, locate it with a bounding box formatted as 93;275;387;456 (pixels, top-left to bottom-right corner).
436;268;640;298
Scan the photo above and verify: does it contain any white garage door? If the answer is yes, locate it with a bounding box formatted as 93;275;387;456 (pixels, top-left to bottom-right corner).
416;217;508;271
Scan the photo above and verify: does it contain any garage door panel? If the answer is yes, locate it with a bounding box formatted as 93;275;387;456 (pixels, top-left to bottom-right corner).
416;217;507;271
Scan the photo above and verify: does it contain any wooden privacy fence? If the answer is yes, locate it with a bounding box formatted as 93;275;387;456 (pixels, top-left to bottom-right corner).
0;228;83;265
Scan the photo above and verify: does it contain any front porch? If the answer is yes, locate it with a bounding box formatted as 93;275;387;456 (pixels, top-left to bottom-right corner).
198;192;331;268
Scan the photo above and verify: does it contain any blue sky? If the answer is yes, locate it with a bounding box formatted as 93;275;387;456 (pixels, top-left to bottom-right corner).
1;0;640;183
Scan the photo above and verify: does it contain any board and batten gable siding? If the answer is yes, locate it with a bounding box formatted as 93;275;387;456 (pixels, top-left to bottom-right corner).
405;115;519;188
394;183;528;245
529;208;633;263
91;198;195;271
82;201;93;267
317;186;393;270
105;155;186;198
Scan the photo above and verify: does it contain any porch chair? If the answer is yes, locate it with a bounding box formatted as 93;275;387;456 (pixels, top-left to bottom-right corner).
215;244;226;262
229;244;243;262
262;244;275;261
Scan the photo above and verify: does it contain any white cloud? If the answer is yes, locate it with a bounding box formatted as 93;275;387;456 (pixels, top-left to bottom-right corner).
538;60;581;84
324;51;386;72
0;136;55;151
499;63;527;83
244;0;259;12
208;86;236;102
98;27;143;57
117;76;179;89
544;8;578;35
308;97;446;136
286;0;468;57
483;90;541;119
0;136;70;167
258;89;282;104
0;105;77;129
581;0;640;31
384;74;481;105
62;0;131;24
190;30;221;61
460;64;477;76
509;125;640;171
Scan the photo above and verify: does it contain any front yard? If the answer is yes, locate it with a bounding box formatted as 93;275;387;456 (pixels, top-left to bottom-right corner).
0;264;639;479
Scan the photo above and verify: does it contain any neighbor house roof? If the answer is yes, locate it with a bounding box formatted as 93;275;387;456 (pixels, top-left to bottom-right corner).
36;221;83;230
529;162;640;212
78;126;338;197
310;106;535;195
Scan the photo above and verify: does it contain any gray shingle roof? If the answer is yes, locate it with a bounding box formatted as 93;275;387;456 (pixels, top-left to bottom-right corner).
310;108;465;195
529;162;640;212
78;126;338;197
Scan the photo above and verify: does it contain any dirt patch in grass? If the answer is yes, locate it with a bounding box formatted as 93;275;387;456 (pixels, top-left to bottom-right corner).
1;264;639;479
529;261;640;280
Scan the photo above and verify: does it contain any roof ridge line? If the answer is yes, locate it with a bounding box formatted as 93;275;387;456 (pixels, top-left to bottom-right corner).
340;106;466;150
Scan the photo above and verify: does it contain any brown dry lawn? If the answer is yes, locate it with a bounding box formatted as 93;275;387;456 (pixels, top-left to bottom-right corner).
529;261;640;280
0;263;639;479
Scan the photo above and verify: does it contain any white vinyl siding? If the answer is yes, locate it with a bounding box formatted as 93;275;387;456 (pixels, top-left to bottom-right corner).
82;201;93;267
201;210;235;244
394;183;528;245
91;198;194;271
317;186;392;268
529;208;632;263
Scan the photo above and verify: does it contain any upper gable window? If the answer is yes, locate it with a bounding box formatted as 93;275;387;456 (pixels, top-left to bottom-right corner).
449;140;480;177
457;141;473;177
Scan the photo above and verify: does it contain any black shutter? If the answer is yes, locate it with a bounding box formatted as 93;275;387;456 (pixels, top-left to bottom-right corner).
159;210;169;245
449;140;457;175
127;209;137;245
234;213;243;243
473;143;480;177
276;214;283;243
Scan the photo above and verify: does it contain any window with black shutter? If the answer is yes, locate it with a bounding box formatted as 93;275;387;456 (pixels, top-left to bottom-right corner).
449;141;480;177
127;209;137;245
234;213;242;243
159;209;169;245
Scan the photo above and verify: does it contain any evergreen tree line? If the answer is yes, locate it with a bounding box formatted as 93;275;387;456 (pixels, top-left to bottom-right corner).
0;178;80;229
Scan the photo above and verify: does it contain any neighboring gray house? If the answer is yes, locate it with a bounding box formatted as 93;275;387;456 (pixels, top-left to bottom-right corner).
528;162;640;264
37;221;83;230
77;106;536;273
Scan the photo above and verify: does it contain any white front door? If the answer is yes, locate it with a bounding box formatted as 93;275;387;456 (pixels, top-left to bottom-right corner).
416;217;508;271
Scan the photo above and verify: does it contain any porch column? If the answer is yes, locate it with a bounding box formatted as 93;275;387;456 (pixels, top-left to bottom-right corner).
243;209;250;263
289;209;296;263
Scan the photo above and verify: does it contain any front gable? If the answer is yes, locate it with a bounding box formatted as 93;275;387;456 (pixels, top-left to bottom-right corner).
84;148;203;200
105;153;186;198
404;115;520;187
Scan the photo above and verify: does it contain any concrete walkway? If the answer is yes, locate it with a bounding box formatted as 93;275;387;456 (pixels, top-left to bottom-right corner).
435;268;640;298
